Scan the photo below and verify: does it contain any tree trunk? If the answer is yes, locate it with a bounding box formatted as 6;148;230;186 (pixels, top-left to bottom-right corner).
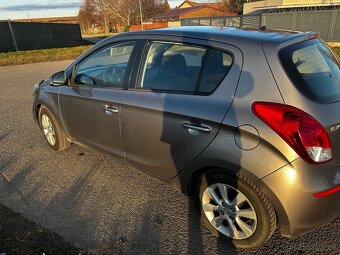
103;16;107;35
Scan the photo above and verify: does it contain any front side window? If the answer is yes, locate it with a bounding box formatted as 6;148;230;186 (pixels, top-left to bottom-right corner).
138;41;233;94
74;42;135;88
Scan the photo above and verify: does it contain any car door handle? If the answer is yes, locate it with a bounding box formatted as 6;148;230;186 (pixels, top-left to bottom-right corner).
182;122;211;133
102;105;119;113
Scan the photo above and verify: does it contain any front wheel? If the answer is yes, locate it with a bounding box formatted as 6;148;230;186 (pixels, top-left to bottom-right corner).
38;106;70;151
195;170;276;249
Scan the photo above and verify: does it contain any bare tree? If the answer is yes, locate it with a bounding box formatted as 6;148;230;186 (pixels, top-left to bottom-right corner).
97;0;131;27
141;0;165;21
162;0;170;12
78;0;167;33
95;0;114;35
221;0;247;14
78;0;97;34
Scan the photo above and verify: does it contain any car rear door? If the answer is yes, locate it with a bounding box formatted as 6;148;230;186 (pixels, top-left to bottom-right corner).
121;37;243;178
59;41;137;161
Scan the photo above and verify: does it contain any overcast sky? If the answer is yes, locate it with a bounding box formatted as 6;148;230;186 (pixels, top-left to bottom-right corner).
0;0;215;20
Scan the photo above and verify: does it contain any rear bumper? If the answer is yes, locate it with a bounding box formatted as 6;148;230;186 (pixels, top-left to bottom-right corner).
256;158;340;238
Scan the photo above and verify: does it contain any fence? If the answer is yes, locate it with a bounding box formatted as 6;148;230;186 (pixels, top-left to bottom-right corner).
181;8;340;41
130;22;168;31
181;14;261;28
0;21;83;52
263;9;340;41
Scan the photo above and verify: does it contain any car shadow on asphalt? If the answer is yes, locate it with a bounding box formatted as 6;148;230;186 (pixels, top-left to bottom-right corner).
187;197;238;255
0;154;34;205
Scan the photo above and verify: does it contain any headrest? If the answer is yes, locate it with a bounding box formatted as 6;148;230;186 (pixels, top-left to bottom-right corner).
161;54;186;79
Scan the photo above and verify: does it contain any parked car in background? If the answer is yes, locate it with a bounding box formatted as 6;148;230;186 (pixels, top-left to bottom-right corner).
33;27;340;249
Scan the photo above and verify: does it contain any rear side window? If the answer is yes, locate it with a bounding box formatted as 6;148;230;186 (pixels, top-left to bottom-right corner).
137;41;233;94
279;39;340;103
200;49;233;93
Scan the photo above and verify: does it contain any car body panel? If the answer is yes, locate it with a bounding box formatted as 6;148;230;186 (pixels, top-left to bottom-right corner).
121;37;243;179
256;158;340;237
33;80;62;130
263;38;340;165
59;86;126;160
175;35;299;185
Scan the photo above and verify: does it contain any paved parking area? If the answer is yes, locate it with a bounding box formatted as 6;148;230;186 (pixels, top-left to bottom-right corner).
0;61;339;254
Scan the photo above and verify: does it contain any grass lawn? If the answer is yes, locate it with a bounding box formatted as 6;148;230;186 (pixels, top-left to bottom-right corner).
0;45;92;66
332;47;340;60
0;45;339;67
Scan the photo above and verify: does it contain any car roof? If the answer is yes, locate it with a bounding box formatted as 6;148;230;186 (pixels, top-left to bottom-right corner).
123;26;309;45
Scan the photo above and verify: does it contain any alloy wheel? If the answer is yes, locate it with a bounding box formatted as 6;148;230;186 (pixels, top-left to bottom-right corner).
41;114;56;146
202;183;257;240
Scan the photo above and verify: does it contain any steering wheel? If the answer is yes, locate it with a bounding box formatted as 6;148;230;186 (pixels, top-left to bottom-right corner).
102;66;124;86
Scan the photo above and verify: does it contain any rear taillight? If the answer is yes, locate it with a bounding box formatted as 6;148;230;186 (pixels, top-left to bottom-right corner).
252;102;332;164
313;185;340;198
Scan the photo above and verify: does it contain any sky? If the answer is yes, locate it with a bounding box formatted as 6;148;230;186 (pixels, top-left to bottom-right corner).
0;0;213;20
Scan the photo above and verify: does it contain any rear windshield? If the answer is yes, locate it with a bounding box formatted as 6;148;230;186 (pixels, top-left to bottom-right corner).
279;39;340;103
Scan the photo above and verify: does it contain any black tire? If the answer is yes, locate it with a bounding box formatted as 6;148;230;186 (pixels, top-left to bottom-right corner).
195;169;276;249
38;106;70;151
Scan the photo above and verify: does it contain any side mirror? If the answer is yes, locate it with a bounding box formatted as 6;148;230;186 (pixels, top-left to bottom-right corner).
50;71;66;86
75;74;95;86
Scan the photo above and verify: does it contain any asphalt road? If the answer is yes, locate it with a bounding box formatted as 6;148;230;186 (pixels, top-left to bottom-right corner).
0;61;339;255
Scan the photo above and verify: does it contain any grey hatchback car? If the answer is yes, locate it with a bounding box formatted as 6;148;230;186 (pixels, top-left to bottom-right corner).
33;27;340;248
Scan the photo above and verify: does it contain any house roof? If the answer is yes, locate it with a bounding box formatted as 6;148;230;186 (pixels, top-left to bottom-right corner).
207;2;225;9
178;0;201;8
154;5;206;18
154;1;236;19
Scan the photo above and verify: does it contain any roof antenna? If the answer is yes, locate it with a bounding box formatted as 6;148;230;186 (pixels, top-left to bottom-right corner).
260;25;267;31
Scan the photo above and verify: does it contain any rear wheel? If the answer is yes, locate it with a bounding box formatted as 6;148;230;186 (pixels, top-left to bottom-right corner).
38;106;70;151
195;170;276;249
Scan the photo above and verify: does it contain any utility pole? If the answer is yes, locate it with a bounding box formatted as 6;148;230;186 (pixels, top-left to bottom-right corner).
8;20;18;51
138;0;144;30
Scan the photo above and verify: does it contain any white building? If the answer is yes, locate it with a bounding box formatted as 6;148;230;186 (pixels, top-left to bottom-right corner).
244;0;340;14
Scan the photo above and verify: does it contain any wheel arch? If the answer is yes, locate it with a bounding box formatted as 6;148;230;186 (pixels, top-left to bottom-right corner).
187;165;278;248
34;104;43;129
183;164;261;196
177;164;289;236
35;103;71;142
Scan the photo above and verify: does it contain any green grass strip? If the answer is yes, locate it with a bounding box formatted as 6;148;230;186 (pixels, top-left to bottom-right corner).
0;45;92;66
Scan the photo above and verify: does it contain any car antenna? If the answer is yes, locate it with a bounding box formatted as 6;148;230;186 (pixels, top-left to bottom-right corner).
260;25;267;31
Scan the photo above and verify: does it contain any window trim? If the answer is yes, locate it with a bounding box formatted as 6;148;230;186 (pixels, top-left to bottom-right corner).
131;40;234;96
70;40;137;89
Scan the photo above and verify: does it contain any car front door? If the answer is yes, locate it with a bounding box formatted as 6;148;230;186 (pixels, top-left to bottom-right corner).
121;38;242;178
59;41;137;160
